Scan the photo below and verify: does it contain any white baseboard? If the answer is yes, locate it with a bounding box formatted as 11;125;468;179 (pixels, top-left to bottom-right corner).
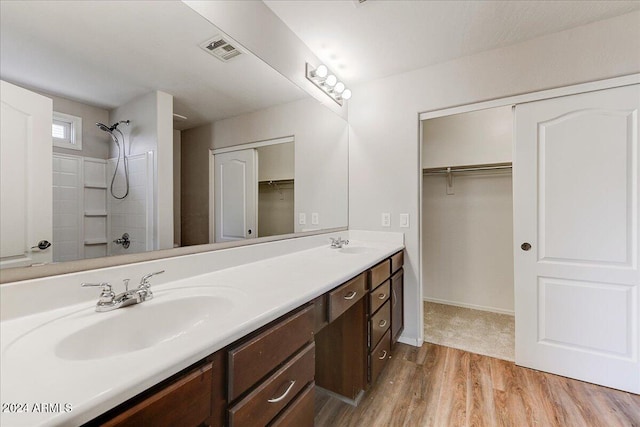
423;297;514;316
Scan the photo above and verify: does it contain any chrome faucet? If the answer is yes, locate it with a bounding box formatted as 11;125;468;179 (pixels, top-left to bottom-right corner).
330;237;349;249
82;270;165;312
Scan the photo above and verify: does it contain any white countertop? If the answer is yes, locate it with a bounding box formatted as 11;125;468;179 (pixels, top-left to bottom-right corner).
0;234;403;426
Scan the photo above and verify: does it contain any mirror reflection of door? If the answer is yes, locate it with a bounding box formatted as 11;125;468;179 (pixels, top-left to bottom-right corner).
214;149;258;242
212;138;294;243
0;80;53;268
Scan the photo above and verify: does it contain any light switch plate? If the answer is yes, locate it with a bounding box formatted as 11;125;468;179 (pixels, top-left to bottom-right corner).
400;213;409;228
298;213;306;225
311;213;319;225
381;213;391;227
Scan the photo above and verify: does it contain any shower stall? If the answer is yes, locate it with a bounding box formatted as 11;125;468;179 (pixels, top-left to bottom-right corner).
52;118;157;261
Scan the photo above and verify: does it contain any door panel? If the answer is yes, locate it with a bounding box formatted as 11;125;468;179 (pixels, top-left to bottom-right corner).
539;110;632;265
1;80;53;268
514;84;639;393
214;149;257;242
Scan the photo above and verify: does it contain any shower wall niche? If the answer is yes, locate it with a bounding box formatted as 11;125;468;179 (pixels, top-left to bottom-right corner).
83;158;108;258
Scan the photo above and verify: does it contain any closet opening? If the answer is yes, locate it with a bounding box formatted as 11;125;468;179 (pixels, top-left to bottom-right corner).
420;105;515;361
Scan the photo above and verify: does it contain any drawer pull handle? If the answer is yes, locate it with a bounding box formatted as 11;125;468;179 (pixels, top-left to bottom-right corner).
378;319;388;328
343;291;357;300
268;380;296;403
377;293;386;300
378;350;388;360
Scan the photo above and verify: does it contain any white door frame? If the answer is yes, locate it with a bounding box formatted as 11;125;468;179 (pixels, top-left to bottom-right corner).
417;73;640;352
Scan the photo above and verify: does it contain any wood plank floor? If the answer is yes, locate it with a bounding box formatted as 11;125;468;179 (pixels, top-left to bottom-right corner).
314;343;640;427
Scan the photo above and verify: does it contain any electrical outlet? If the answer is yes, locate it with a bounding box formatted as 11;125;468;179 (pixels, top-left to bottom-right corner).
381;212;391;227
298;213;306;225
311;212;319;225
400;213;409;228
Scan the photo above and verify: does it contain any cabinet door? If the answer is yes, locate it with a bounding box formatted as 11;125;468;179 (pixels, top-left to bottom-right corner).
315;297;367;401
101;363;213;427
391;268;404;344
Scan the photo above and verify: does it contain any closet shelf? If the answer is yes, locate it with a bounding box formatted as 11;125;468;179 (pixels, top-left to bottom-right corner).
423;162;512;175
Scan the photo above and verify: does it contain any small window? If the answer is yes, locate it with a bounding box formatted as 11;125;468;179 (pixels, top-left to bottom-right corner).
52;112;82;150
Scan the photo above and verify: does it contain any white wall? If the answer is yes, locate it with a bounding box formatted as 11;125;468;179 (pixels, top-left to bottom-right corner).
422;106;512;168
423;173;514;313
349;12;640;344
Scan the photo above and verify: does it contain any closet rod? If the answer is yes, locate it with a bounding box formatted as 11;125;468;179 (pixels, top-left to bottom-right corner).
422;162;512;175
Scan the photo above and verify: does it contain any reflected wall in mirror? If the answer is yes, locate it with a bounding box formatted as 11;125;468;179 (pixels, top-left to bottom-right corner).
0;0;348;273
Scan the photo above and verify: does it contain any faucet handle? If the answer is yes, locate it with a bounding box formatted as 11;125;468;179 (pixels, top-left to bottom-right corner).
81;282;115;303
139;270;165;287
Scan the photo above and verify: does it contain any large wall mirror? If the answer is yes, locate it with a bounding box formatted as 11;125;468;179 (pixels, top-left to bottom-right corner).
0;1;348;278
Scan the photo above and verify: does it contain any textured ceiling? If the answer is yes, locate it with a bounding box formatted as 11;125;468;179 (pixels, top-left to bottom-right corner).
264;0;640;85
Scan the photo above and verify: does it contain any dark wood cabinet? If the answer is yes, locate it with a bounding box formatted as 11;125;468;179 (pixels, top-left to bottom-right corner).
369;329;392;385
227;306;316;427
391;268;404;344
315;290;367;402
89;249;404;425
227;305;314;401
228;343;315;427
269;382;315;427
89;353;225;427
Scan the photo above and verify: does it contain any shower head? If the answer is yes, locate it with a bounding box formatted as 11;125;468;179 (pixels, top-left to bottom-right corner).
96;122;112;133
96;122;120;147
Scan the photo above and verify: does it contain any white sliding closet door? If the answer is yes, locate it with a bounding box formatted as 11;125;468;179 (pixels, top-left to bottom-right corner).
513;84;639;393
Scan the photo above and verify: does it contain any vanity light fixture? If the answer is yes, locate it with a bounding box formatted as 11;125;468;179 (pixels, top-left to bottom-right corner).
305;62;351;106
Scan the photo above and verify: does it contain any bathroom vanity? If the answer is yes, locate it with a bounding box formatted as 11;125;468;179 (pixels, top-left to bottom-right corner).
0;232;404;427
87;251;404;426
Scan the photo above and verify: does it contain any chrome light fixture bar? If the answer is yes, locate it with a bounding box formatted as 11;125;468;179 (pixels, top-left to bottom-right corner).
305;63;352;106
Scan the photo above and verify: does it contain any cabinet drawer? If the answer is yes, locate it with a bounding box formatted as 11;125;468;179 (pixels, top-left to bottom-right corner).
369;330;391;385
391;251;404;274
369;280;390;315
328;273;366;322
370;300;391;349
228;305;314;401
269;382;315;427
228;343;315;427
369;259;390;289
102;363;212;427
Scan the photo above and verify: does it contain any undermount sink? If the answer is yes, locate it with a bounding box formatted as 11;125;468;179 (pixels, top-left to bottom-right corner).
339;246;372;255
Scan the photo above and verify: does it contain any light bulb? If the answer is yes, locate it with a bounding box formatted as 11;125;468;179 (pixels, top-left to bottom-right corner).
315;64;328;78
341;89;352;100
326;74;337;87
334;82;345;94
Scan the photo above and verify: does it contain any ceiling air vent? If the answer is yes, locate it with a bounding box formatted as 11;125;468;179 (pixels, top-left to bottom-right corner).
200;35;242;62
